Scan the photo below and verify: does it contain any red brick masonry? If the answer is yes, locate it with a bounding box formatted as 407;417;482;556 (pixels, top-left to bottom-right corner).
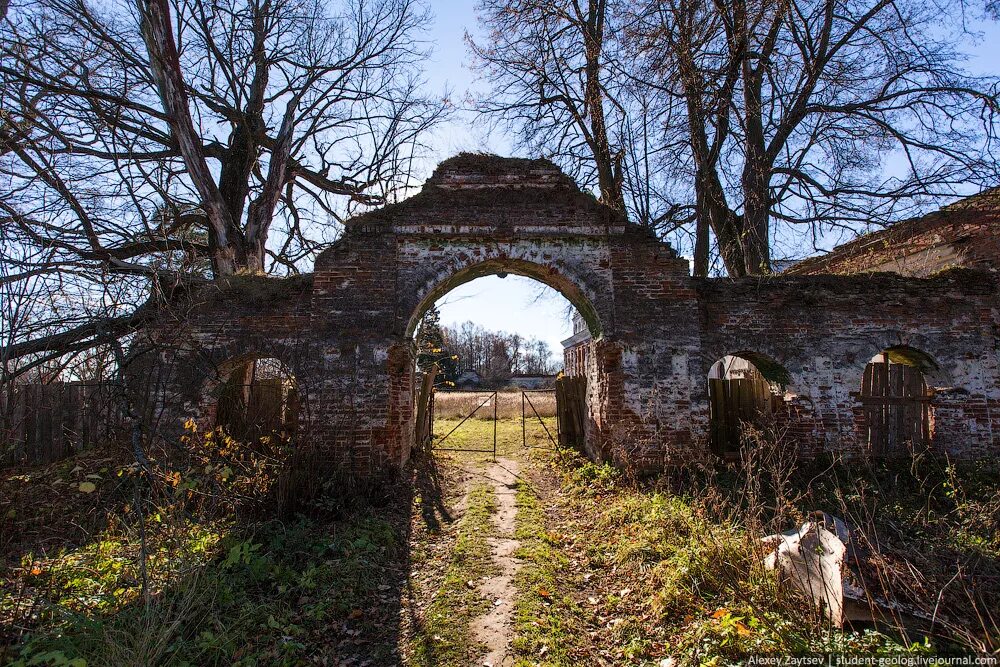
134;156;1000;475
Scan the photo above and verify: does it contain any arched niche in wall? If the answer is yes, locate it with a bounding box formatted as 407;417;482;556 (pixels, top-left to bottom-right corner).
858;345;937;456
707;352;789;459
214;356;300;448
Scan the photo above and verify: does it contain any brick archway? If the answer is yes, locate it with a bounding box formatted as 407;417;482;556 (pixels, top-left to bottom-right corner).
137;154;1000;476
307;154;694;470
403;256;604;341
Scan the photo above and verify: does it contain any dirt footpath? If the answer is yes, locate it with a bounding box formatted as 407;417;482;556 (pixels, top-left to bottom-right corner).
469;457;521;667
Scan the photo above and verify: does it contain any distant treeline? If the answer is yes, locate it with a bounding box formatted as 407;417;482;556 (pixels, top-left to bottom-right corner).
415;308;559;387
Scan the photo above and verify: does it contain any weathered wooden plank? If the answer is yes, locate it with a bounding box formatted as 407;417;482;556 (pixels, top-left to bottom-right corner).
859;357;934;455
414;366;437;447
0;381;129;468
555;376;587;450
708;378;730;454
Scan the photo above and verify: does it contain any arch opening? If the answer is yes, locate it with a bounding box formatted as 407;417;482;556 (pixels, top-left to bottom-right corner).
213;356;300;446
707;352;789;458
405;258;602;341
408;270;594;455
858;347;935;456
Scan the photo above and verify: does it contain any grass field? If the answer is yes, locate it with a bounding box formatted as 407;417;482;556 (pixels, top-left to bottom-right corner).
432;417;559;458
432;390;555;420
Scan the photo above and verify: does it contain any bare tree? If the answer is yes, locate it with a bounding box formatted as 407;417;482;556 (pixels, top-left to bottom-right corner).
468;0;629;212
0;0;445;369
471;0;1000;276
625;0;1000;276
443;321;556;384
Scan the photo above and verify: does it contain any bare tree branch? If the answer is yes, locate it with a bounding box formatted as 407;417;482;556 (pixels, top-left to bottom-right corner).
1;0;446;368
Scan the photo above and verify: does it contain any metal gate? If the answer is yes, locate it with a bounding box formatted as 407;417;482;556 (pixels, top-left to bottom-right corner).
520;389;559;452
430;389;497;458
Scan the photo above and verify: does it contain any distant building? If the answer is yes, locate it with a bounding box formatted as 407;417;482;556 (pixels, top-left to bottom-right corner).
506;374;557;390
783;187;1000;277
453;370;482;389
561;311;591;378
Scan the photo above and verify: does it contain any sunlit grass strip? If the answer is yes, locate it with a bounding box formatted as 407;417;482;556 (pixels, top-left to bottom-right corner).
6;511;405;665
3;517;228;620
432;417;557;458
511;480;577;667
411;483;498;667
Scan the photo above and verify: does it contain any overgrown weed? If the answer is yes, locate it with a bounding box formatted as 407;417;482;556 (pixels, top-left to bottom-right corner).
535;424;998;663
1;421;409;666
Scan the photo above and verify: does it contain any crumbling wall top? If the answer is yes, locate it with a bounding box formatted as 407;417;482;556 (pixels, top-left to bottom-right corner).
425;153;575;190
330;153;632;241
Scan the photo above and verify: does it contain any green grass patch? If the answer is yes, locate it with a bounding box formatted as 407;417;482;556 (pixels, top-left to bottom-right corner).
510;454;937;665
4;506;405;666
410;482;498;667
432;417;557;459
511;480;577;666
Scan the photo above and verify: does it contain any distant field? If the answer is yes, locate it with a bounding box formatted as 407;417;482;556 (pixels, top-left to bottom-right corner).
433;390;555;419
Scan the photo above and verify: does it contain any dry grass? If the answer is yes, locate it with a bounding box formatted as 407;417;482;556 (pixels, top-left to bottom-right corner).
507;427;1000;663
433;390;555;420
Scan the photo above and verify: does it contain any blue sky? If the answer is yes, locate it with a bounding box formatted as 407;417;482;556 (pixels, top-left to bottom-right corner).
417;1;1000;362
420;0;574;357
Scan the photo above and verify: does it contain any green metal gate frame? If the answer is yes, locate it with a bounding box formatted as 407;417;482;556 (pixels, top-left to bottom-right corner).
431;389;497;459
521;389;561;458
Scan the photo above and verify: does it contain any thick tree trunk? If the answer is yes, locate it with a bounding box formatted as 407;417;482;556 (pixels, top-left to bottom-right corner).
693;164;749;277
589;107;625;212
737;159;772;276
739;58;772;275
693;211;710;277
217;5;272;273
739;204;771;275
137;0;239;277
582;0;626;213
692;167;719;277
675;0;772;278
243;109;296;275
714;210;748;277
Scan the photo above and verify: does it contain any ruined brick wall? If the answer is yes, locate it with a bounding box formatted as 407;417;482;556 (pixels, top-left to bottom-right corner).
599;232;703;468
785;203;1000;277
138;156;1000;479
132;275;316;443
695;270;1000;458
305;155;685;471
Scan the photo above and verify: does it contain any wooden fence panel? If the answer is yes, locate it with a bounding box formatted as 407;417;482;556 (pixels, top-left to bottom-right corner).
215;377;298;444
555;376;587;450
414;366;437;449
709;368;775;457
860;355;930;455
1;382;120;467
